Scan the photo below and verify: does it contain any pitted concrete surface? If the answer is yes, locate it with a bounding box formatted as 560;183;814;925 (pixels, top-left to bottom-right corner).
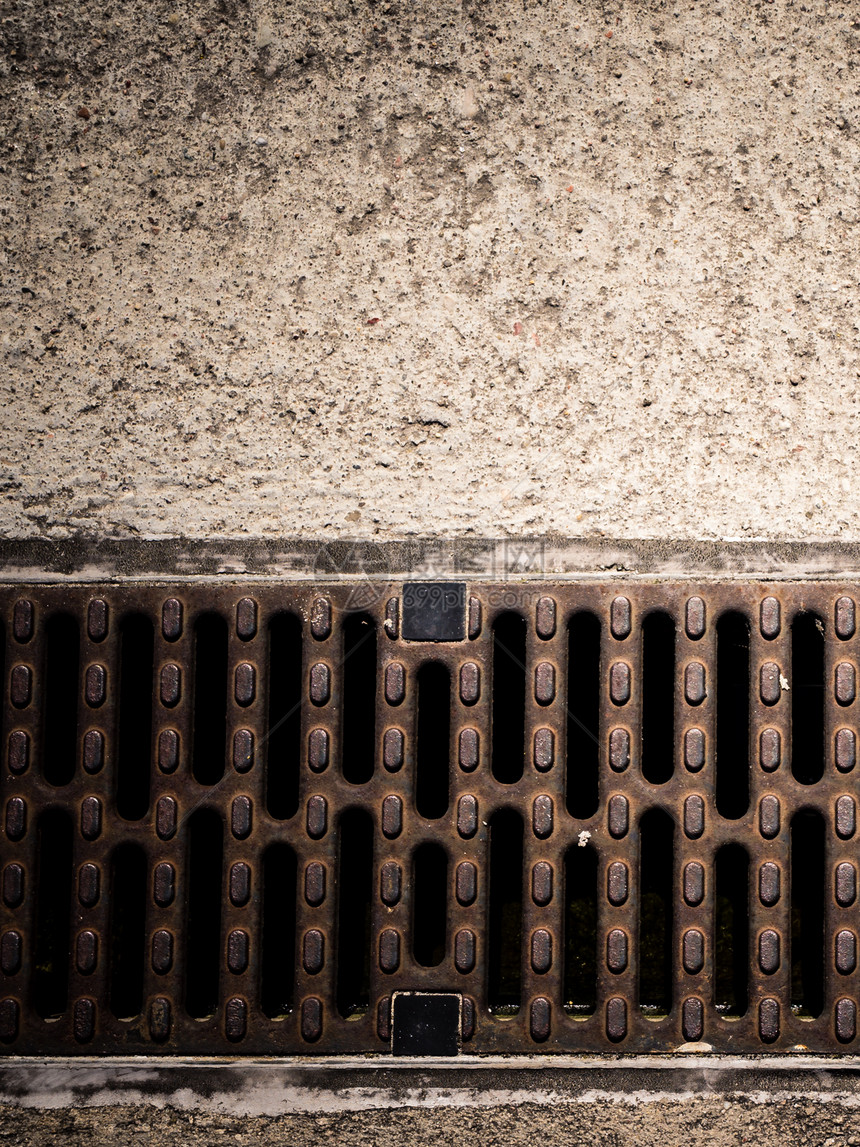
2;0;860;541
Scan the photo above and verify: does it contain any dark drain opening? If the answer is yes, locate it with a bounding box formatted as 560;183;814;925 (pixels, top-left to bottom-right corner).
261;844;297;1018
488;809;523;1013
791;810;825;1018
43;614;79;787
336;809;373;1018
265;613;302;820
566;612;600;819
184;809;223;1019
792;613;825;785
641;613;675;785
491;613;526;785
639;808;674;1015
715;612;750;820
32;809;72;1019
714;844;749;1016
342;615;376;785
117;615;154;820
109;844;146;1019
412;843;448;967
192;614;228;788
563;845;597;1015
415;662;450;820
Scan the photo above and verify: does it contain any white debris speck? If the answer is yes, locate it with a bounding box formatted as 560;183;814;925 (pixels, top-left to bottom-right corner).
780;674;790;691
577;830;591;848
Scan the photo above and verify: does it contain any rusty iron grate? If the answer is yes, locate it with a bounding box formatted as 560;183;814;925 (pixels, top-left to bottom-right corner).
1;581;860;1055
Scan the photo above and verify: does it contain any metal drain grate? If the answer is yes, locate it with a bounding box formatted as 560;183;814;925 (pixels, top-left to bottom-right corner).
1;581;859;1055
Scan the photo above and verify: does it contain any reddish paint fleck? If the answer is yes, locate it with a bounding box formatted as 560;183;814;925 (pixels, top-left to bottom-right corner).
366;317;380;325
513;321;523;335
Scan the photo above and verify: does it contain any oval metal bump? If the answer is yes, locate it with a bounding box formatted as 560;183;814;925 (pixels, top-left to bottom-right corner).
302;929;324;975
610;596;632;640
606;997;627;1042
684;662;706;706
305;862;326;907
310;663;331;706
459;728;479;772
836;728;856;773
837;795;857;840
836;929;857;975
760;728;781;772
13;600;33;643
151;929;173;975
683;997;704;1042
535;662;556;706
760;596;781;639
236;598;258;641
533;794;554;840
532;861;553;907
468;596;482;640
156;796;177;840
459;662;480;706
73;998;95;1044
837;998;857;1043
536;596;557;639
759;862;781;907
85;664;106;708
384;597;400;640
457;794;478;839
456;928;476;973
759;795;780;839
79;729;103;775
836;662;857;706
382;728;403;773
608;794;629;839
10;665;31;710
760;662;781;706
609;728;630;772
308;729;330;773
225;997;247;1042
75;930;97;976
535;729;555;774
5;798;25;841
310;597;332;640
380;861;402;907
759;929;780;974
685;596;706;640
683;929;704;975
87;598;108;642
385;662;406;706
377;996;391;1042
2;864;24;909
232;729;254;774
301;997;323;1042
78;863;100;908
382;794;403;839
161;598;183;642
229;862;251;907
530;997;551;1043
456;861;477;906
607;861;628;906
683;728;705;772
531;929;552;974
80;796;101;841
609;662;631;706
836;596;856;640
759;997;780;1043
156;729;179;775
462;997;476;1041
607;928;628;974
684;795;705;839
235;663;256;707
8;730;29;775
379;928;400;973
160;664;181;708
153;863;175;908
684;862;705;907
836;862;857;907
306;795;327;840
231;795;252;840
0;998;19;1044
0;931;21;976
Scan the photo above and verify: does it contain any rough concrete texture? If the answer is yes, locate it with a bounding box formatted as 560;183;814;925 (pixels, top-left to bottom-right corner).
3;0;860;541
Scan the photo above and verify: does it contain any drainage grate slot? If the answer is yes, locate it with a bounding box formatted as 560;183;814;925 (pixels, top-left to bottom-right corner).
109;843;147;1019
639;808;674;1015
714;844;749;1016
261;844;297;1018
336;809;373;1018
563;844;597;1015
641;613;675;786
117;615;154;820
715;612;750;820
491;614;526;785
184;809;223;1019
192;614;228;788
791;613;825;785
566;612;600;819
415;662;450;820
265;613;302;820
791;810;825;1017
488;809;523;1013
412;843;448;967
42;614;79;787
32;809;72;1019
341;615;376;785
